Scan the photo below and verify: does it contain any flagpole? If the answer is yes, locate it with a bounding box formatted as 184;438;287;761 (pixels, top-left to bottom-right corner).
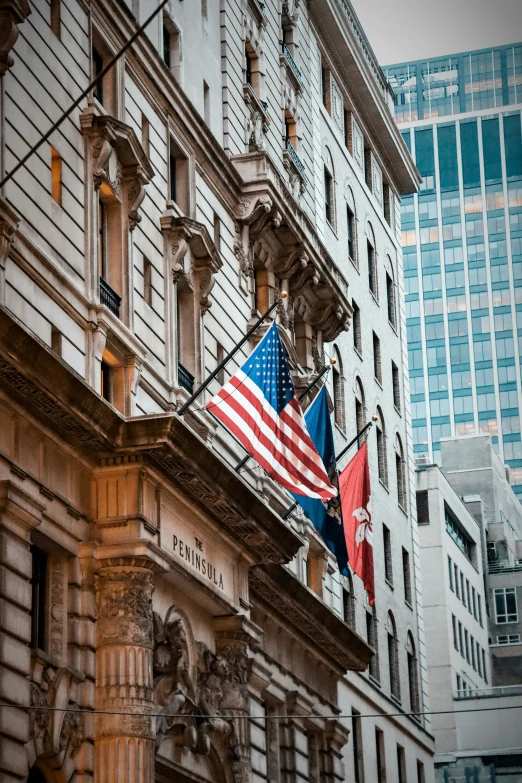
177;294;287;416
234;358;336;473
281;416;377;520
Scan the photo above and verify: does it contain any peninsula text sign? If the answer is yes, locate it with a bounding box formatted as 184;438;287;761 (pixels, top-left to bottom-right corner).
172;534;225;590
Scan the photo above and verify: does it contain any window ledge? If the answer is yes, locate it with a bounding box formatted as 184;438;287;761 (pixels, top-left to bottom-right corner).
390;693;402;707
335;423;347;439
369;289;379;306
385;578;394;590
375;377;383;389
394;404;402;417
369;674;381;688
379;478;389;493
349;255;360;273
354;346;363;360
388;319;398;335
398;502;408;516
405;599;413;611
326;218;337;237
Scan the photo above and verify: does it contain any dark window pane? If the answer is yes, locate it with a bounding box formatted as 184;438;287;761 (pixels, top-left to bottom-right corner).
460;121;480;188
504;113;522;179
438;124;459;191
482;117;502;182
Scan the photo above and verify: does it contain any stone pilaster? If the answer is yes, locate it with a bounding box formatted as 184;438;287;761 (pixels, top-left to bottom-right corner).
279;691;314;783
93;555;158;783
322;720;349;783
0;480;43;782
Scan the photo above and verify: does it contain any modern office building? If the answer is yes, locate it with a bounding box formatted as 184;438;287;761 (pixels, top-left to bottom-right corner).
0;0;435;782
416;450;522;781
384;44;522;502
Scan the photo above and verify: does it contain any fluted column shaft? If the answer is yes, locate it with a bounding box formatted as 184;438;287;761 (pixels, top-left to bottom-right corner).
94;559;155;783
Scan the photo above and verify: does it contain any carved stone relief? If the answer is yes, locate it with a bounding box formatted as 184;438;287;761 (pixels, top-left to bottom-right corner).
0;0;30;76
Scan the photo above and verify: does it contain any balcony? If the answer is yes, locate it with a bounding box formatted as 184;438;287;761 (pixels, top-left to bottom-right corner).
178;362;195;393
284;138;305;175
99;277;121;318
488;559;522;575
281;42;303;87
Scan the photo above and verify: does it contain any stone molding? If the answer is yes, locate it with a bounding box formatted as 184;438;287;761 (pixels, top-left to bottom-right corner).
250;565;373;673
160;212;222;313
0;0;30;76
80;108;154;230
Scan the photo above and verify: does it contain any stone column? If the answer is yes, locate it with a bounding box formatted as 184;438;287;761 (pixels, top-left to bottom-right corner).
0;480;43;782
93;555;158;783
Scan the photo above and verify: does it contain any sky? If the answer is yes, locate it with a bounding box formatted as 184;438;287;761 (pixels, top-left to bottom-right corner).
350;0;522;67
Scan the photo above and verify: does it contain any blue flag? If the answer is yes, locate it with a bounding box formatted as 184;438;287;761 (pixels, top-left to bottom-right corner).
292;386;349;575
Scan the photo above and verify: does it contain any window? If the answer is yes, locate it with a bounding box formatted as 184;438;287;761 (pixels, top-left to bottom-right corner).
163;16;181;81
375;728;386;783
464;629;470;663
143;257;152;307
373;332;382;383
471;635;476;670
397;745;406;783
366;606;380;681
203;80;210;126
51;147;62;206
454;564;459;597
332;348;345;430
466;580;472;615
352;300;362;354
392;362;401;411
352;710;364;783
494;587;518;623
50;0;60;38
342;575;355;628
355;378;365;437
368;239;377;295
452;614;458;650
169;137;189;213
402;548;412;604
141;114;150;158
458;620;464;657
477;641;482;675
51;328;63;358
407;632;419;714
387;612;400;700
213;213;221;252
324;166;333;225
376;408;387;485
460;572;466;606
448;556;453;591
478;595;483;626
395;435;407;510
383;524;393;584
386;271;396;327
98;196;107;279
347;206;355;262
472;587;477;620
30;545;47;651
92;44;104;105
417;761;425;783
101;358;112;403
482;648;488;683
456;673;461;694
216;342;225;386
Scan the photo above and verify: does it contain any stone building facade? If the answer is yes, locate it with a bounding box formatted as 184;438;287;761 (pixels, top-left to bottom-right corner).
0;0;434;782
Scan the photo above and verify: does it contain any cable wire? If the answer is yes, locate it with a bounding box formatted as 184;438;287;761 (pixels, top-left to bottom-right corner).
1;702;521;720
0;0;171;191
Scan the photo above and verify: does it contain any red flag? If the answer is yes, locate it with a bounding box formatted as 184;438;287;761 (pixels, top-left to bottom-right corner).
338;441;374;606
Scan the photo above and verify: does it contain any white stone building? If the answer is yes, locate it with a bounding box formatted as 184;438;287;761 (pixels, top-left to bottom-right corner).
0;0;434;781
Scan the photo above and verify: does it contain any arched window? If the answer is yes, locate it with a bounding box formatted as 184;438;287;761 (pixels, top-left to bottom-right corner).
345;184;358;268
386;257;397;328
406;632;420;715
355;377;365;441
332;346;345;430
324;147;336;228
366;222;377;297
395;434;407;510
387;611;400;700
366;603;380;681
342;572;355;628
376;406;388;486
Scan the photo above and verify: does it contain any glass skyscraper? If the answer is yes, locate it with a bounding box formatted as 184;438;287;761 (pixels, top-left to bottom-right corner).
385;44;522;500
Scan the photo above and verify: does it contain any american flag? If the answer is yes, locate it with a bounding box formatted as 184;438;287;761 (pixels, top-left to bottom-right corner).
207;323;336;500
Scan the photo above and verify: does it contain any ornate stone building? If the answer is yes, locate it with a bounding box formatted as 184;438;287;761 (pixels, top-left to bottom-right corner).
0;0;434;782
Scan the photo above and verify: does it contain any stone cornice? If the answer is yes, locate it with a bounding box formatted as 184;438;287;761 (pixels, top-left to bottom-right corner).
250;564;373;673
309;0;421;195
0;308;302;567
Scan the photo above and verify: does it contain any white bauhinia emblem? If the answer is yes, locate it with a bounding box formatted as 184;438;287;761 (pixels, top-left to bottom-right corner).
352;496;372;546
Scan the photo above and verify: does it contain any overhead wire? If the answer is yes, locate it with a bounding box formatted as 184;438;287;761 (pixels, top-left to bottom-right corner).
0;701;520;720
0;0;171;191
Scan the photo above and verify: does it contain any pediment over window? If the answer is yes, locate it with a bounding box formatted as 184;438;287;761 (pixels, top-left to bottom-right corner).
80;108;154;230
160;213;222;313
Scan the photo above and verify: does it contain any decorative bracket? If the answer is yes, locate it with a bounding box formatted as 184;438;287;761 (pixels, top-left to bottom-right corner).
160;213;222;314
80;108;154;231
0;0;30;77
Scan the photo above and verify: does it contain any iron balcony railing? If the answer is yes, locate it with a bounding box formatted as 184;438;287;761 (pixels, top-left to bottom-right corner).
488;559;522;575
281;42;303;85
456;684;522;699
178;362;195;394
99;277;121;318
284;138;305;175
